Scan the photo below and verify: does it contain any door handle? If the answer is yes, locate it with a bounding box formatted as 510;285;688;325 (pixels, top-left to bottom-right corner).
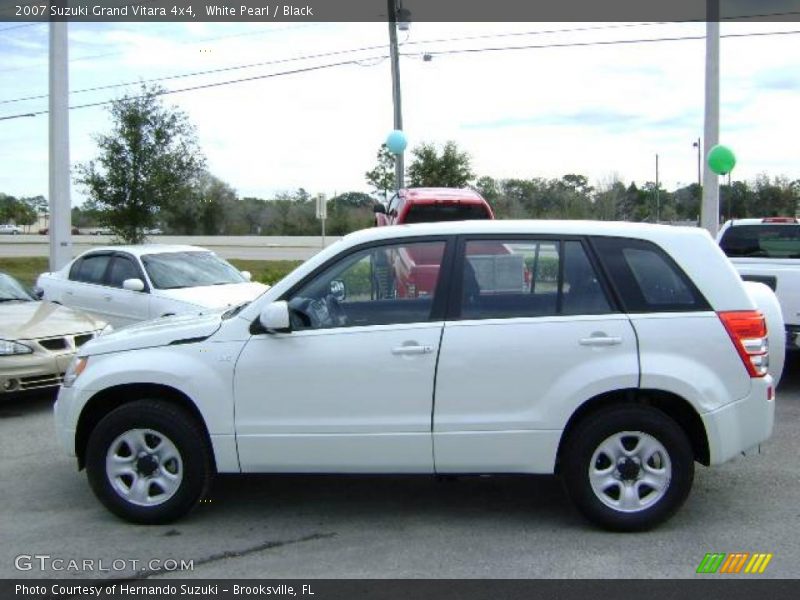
391;344;434;356
579;334;622;347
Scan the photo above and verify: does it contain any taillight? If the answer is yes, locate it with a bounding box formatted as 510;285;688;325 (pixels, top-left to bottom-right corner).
718;310;769;378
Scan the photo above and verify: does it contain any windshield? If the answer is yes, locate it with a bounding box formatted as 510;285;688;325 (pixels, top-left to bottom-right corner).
141;252;247;290
720;224;800;259
403;203;491;224
0;273;34;302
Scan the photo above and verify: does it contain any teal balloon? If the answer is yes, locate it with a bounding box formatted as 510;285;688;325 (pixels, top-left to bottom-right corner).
707;145;736;175
385;130;408;154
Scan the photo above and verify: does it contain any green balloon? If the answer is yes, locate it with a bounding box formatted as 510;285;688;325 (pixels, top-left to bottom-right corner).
707;145;736;175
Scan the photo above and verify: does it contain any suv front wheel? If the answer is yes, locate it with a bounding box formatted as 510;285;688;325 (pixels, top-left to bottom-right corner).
561;405;694;532
85;400;212;524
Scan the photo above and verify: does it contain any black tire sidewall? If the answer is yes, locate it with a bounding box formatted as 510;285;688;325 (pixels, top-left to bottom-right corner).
85;400;210;524
562;405;694;532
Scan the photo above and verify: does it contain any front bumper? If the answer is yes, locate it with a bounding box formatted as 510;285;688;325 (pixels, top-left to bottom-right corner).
702;377;775;465
1;353;73;395
53;385;78;457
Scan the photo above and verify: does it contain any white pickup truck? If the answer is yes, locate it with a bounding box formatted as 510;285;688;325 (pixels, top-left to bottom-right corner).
718;217;800;351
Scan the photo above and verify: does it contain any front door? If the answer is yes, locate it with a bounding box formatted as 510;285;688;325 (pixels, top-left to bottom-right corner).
234;238;452;473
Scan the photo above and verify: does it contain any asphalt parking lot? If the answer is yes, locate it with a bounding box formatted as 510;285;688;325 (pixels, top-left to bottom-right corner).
1;356;799;580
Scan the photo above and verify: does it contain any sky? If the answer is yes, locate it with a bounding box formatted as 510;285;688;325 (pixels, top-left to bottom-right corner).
0;19;799;205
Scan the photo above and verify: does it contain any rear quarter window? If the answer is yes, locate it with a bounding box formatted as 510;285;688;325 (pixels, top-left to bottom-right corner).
403;203;491;224
591;237;710;313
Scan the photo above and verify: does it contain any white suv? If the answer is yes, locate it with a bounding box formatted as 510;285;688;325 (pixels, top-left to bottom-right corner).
54;221;778;531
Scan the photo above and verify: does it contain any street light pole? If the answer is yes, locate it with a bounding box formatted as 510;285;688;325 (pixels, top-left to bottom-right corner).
701;0;721;235
387;0;404;190
49;18;72;271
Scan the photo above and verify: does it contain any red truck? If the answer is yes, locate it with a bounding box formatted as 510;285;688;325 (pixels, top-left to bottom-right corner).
372;187;496;298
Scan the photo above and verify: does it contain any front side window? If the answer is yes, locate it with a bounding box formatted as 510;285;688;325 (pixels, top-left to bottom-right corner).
107;256;142;289
142;252;246;290
459;239;611;320
70;254;111;284
287;241;447;330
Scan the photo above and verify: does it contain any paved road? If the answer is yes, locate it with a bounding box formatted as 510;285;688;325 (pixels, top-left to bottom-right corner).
0;235;341;261
1;357;799;580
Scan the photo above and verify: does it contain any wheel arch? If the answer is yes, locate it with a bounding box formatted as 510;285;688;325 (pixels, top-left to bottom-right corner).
555;388;710;473
75;383;215;471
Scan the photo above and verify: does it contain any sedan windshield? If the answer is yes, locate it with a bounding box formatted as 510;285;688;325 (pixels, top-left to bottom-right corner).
0;273;34;302
141;252;246;290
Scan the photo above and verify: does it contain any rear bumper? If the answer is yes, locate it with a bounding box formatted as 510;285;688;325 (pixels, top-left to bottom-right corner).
702;377;775;465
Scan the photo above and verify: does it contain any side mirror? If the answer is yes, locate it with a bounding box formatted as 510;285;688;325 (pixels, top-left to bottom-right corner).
241;270;252;281
330;279;346;302
122;278;145;292
373;203;387;214
259;301;291;333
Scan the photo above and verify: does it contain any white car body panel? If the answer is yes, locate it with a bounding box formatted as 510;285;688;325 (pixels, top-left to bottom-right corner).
53;221;777;482
36;244;267;328
433;314;638;472
234;322;443;472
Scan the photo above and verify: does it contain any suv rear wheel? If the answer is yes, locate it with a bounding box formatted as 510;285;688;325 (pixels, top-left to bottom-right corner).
561;405;694;531
85;400;212;524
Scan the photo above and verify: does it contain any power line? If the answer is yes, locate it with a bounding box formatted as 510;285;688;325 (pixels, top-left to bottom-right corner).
0;56;388;121
2;26;799;123
405;28;800;59
0;22;42;33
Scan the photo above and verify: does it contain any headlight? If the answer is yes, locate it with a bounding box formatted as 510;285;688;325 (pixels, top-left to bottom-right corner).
62;356;88;388
0;340;33;356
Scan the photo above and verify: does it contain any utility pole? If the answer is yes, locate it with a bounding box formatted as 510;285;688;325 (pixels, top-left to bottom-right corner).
655;153;660;223
387;0;404;190
49;18;72;271
693;137;702;186
700;0;720;235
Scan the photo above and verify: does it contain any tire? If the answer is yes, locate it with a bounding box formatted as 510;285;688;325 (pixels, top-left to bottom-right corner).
85;400;212;524
561;404;694;532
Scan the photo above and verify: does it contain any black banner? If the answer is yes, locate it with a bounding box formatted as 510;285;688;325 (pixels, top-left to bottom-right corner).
2;0;800;23
4;579;800;600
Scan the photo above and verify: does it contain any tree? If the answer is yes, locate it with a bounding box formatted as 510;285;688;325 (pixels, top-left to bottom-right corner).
407;141;474;188
365;144;395;200
74;84;205;244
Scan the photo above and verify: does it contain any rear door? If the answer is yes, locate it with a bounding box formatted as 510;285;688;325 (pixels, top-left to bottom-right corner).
433;236;639;474
63;252;114;318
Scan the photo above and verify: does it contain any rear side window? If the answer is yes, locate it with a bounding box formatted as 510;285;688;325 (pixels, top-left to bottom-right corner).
69;254;111;284
592;237;709;313
404;203;490;224
720;224;800;258
458;238;612;320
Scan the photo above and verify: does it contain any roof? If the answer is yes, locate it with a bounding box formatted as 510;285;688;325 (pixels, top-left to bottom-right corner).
341;219;710;246
400;187;484;201
78;244;209;257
